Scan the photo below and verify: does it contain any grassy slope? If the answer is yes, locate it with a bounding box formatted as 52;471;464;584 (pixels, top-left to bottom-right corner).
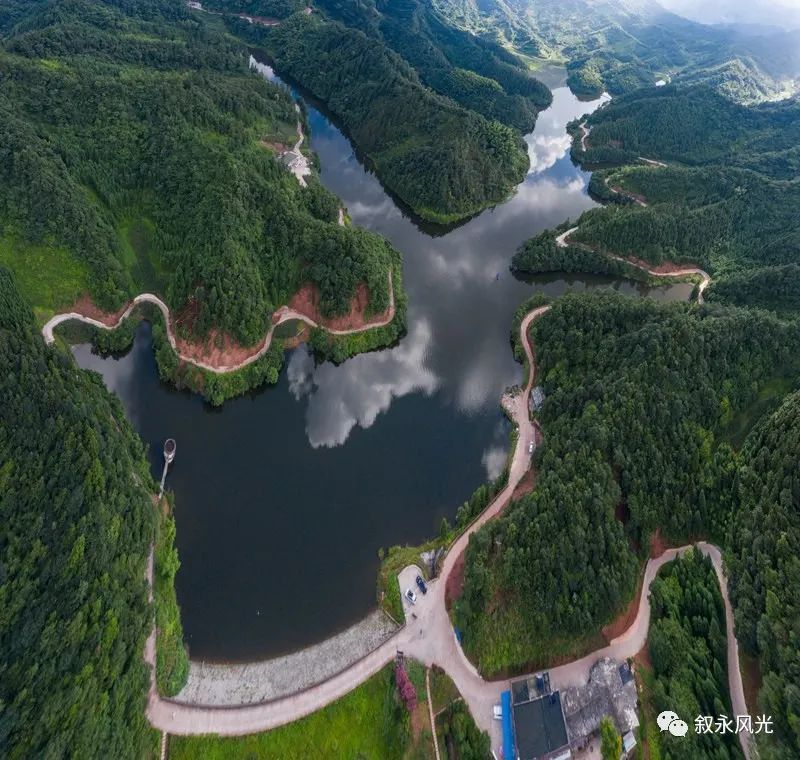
169;664;415;760
0;230;89;320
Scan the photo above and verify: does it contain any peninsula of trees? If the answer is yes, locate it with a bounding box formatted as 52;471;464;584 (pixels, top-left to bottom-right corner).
514;84;800;315
455;293;800;677
204;0;551;223
0;0;399;352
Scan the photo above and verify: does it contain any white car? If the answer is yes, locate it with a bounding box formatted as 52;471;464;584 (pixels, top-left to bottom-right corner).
493;704;503;720
528;441;534;454
405;589;417;605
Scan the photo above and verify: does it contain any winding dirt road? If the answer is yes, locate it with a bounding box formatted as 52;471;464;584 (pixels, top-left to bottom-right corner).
144;303;749;760
143;306;545;737
579;121;591;152
42;272;395;374
555;226;710;304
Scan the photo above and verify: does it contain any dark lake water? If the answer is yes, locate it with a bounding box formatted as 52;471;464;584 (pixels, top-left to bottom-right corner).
73;64;693;662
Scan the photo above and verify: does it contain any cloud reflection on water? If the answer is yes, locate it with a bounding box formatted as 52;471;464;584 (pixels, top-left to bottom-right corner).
288;318;439;448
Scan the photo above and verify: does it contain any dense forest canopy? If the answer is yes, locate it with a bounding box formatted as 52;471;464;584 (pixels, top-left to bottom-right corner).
0;267;154;758
313;0;552;132
455;293;800;674
0;0;397;345
647;550;741;759
514;85;800;305
728;392;800;759
208;0;547;222
432;0;800;102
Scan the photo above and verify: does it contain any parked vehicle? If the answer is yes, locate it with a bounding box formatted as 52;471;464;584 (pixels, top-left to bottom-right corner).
415;575;428;594
493;704;503;720
528;441;534;454
405;588;417;604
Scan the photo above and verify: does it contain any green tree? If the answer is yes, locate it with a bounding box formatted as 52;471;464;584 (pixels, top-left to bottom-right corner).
600;716;622;760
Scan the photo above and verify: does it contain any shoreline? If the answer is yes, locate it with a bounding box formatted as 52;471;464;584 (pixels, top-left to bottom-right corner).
42;271;396;374
143;303;750;760
555;225;711;302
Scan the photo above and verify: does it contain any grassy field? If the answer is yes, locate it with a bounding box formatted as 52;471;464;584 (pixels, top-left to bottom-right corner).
0;231;89;319
461;595;606;679
428;667;460;715
117;216;169;294
169;665;412;760
168;660;465;760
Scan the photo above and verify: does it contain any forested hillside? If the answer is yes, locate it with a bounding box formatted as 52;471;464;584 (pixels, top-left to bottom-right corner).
705;265;800;315
313;0;551;132
209;1;547;222
728;392;800;759
515;85;800;297
0;0;397;347
646;550;741;759
433;0;800;102
455;294;800;674
0;267;154;758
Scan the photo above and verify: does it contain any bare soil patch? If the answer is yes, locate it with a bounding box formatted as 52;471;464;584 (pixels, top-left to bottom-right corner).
259;139;290;153
68;294;128;326
289;281;391;331
282;324;310;349
511;468;536;501
634;643;653;671
609;184;648;205
649;528;669;558
623;254;703;275
739;652;762;715
173;329;268;368
236;13;280;25
603;572;643;643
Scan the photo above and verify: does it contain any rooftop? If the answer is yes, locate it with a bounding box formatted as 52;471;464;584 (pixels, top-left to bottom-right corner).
511;688;570;760
561;658;640;742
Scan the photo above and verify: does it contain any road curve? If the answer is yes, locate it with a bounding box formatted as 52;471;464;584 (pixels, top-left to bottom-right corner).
143;305;547;736
144;304;749;760
555;226;710;304
42;272;395;374
578;121;591;152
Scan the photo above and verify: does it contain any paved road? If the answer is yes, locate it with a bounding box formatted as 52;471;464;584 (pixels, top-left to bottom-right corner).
41;272;395;373
143;304;749;760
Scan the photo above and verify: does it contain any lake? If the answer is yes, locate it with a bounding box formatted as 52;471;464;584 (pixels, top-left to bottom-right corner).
73;64;693;662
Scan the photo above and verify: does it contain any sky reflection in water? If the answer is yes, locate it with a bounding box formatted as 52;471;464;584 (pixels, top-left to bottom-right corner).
73;71;690;660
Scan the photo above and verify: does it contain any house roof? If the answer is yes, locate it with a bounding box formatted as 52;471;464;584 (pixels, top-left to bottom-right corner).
561;658;640;741
512;691;570;760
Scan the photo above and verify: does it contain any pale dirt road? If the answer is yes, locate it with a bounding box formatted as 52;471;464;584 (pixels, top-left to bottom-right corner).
143;303;749;760
553;226;710;304
579;121;591;152
144;305;548;738
604;175;648;206
555;226;580;248
41;272;395;373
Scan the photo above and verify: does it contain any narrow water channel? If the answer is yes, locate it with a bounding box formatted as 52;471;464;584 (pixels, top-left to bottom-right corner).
73;65;693;662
